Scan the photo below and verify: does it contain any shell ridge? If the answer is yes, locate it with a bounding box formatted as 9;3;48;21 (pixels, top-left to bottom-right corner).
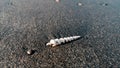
46;36;80;47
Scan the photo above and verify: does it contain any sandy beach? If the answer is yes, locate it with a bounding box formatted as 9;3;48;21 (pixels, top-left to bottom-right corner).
0;0;120;67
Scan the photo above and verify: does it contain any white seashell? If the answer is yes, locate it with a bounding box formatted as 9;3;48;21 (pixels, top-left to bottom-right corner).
46;36;81;47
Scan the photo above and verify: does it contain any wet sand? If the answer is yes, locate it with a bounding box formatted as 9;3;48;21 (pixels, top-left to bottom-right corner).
0;0;120;68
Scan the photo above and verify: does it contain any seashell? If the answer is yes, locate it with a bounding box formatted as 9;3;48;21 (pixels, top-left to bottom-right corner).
46;36;81;47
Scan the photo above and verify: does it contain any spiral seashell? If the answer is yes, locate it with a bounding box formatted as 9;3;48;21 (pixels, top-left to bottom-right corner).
46;36;81;47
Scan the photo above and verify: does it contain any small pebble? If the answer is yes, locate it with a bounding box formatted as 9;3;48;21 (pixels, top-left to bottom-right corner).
78;2;82;6
55;0;60;3
27;49;34;55
100;3;108;6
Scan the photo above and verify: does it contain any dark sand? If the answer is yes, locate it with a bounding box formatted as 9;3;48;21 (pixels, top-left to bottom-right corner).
0;0;120;68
